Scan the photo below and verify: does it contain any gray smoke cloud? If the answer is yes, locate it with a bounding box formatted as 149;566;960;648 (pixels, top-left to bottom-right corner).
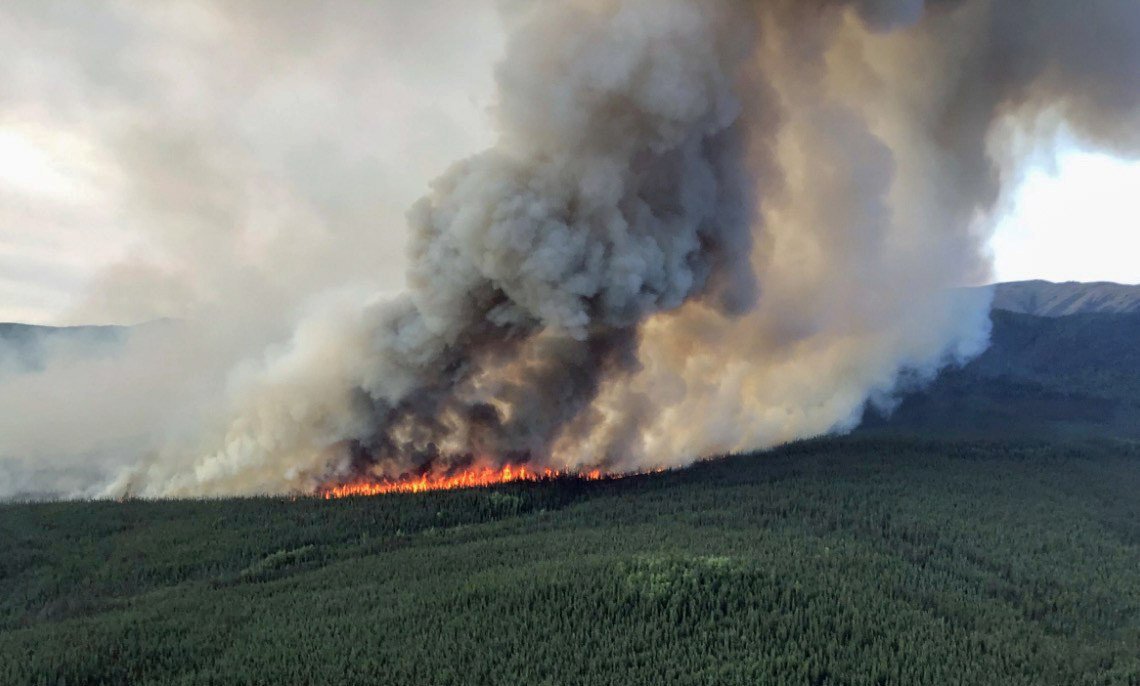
0;0;502;498
2;0;1139;498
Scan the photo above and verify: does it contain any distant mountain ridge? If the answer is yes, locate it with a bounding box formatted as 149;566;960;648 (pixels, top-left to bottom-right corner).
988;280;1140;317
865;281;1140;440
0;322;128;373
0;322;128;342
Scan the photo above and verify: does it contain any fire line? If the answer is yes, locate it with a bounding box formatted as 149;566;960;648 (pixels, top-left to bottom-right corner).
320;464;606;498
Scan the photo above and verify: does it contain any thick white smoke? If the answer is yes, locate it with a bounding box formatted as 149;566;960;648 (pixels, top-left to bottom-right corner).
2;0;1138;498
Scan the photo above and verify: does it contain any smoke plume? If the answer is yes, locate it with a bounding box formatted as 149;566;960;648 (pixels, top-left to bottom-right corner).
2;0;1138;498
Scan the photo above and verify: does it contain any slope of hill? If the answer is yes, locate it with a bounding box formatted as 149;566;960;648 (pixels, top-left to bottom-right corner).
989;280;1140;317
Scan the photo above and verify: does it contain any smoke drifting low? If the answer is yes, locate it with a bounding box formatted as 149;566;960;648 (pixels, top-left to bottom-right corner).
2;0;1138;498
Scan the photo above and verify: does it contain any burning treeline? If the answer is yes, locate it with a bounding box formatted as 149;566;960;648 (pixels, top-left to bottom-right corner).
112;0;1138;497
320;464;606;499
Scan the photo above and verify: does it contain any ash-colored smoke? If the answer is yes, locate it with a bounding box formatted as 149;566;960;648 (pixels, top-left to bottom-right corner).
565;0;1140;469
3;0;1139;497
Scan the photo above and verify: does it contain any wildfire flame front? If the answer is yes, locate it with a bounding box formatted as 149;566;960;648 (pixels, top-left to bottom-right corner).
320;464;607;499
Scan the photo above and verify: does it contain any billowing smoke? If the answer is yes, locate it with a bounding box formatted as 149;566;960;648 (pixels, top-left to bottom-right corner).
2;0;1138;498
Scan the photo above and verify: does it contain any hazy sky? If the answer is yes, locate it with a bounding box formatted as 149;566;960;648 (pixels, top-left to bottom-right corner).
991;151;1140;285
0;0;503;326
0;1;1137;326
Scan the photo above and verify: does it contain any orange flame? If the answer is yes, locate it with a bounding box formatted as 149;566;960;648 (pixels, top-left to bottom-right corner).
320;463;606;499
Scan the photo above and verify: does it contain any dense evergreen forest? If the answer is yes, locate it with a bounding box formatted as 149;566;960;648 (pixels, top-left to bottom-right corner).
2;436;1138;685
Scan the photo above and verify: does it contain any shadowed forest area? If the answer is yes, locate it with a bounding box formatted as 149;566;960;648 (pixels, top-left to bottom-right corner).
863;309;1140;440
2;437;1138;685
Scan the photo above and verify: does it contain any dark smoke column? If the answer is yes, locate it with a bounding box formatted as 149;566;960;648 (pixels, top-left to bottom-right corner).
349;0;761;476
132;0;761;494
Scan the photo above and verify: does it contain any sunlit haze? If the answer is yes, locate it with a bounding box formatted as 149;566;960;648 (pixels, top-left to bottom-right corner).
991;150;1140;286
